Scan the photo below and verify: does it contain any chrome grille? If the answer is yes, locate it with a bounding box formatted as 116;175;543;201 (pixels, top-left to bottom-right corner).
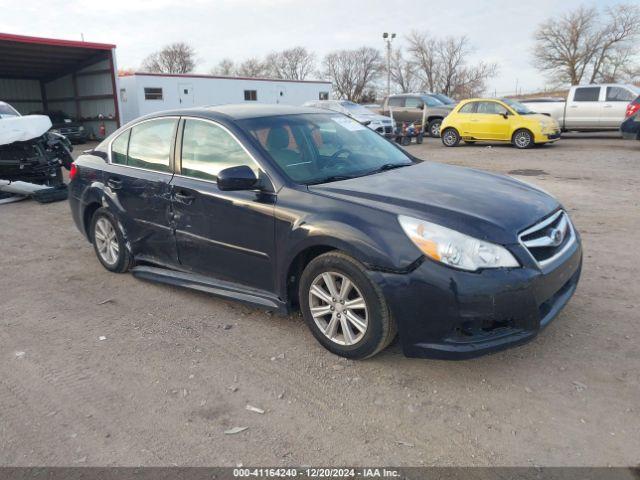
519;210;575;267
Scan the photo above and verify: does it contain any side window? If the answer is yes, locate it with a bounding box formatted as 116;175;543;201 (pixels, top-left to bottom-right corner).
476;101;509;115
606;87;636;102
573;87;600;102
404;97;423;109
387;97;404;108
459;102;477;113
127;118;176;172
181;119;257;181
111;129;130;165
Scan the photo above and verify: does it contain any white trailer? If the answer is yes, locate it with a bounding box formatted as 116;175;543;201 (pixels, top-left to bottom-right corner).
118;72;332;123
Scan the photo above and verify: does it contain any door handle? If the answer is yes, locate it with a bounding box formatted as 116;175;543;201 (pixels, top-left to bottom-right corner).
174;190;195;205
107;178;122;190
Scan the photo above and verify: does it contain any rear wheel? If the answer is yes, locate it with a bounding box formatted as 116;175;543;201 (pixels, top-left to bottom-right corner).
441;128;461;147
512;129;534;149
428;118;442;138
90;208;133;273
299;252;396;359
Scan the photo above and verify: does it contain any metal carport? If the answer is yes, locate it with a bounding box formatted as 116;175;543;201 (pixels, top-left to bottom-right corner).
0;33;120;139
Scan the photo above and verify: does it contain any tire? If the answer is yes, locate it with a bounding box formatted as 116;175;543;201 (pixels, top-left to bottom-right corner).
441;127;461;147
90;207;133;273
512;129;534;149
299;252;397;359
428;118;442;138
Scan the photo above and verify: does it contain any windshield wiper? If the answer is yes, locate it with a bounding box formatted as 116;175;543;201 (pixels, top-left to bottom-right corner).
306;174;358;185
364;163;412;176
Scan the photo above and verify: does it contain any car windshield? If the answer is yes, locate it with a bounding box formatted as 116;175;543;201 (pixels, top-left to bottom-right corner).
422;96;444;107
433;94;456;105
340;102;373;115
0;103;20;118
501;98;534;114
49;111;74;123
239;113;413;185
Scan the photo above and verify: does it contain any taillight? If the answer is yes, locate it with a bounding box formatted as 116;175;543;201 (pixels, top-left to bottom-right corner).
69;162;78;181
626;102;640;118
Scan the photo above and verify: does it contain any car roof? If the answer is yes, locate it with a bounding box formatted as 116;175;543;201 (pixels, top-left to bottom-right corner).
153;103;324;121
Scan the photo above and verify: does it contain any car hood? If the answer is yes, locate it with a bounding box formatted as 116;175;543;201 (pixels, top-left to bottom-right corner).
351;113;393;124
309;162;559;244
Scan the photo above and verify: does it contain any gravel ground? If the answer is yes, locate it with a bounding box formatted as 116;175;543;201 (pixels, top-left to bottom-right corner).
0;135;638;467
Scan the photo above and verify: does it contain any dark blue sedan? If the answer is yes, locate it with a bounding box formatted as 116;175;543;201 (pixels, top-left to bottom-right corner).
68;105;582;359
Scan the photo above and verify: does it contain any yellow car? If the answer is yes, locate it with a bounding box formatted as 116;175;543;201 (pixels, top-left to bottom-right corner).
440;98;561;149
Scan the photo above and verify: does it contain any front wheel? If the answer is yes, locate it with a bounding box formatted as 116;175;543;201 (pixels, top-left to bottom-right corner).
441;128;461;147
512;129;534;149
299;252;397;359
428;118;442;138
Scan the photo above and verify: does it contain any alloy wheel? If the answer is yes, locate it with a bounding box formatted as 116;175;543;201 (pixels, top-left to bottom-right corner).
94;217;119;266
308;271;368;346
514;131;532;148
430;121;441;137
442;129;458;146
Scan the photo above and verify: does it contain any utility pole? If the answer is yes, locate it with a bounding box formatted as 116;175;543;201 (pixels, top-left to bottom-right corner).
383;32;396;98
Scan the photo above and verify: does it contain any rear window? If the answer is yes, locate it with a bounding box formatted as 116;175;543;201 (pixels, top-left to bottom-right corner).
573;87;600;102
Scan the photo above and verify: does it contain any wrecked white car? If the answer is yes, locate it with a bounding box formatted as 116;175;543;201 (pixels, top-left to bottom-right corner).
0;101;73;186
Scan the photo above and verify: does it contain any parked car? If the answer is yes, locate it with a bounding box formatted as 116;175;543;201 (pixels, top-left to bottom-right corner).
303;100;394;137
621;98;640;140
440;98;561;149
378;93;453;137
520;84;640;132
69;105;582;360
36;110;88;144
0;101;73;185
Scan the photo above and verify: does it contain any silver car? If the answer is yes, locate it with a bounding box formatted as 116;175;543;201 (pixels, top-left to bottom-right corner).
303;100;395;137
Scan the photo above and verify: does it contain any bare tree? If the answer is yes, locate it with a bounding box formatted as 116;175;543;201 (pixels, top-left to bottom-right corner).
389;49;418;93
266;47;316;80
211;58;235;76
406;31;439;92
406;31;497;97
323;47;383;102
141;42;197;74
235;58;269;78
533;3;640;85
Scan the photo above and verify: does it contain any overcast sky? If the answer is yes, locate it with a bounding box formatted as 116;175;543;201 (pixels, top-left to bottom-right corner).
1;0;625;95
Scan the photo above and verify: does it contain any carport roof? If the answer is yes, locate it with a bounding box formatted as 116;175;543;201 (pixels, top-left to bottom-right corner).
0;33;116;80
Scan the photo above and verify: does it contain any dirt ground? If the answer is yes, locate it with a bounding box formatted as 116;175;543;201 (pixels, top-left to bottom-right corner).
1;134;638;467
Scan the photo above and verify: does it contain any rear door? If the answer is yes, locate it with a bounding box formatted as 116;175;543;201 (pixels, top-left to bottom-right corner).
566;86;601;129
403;96;424;124
386;96;405;123
602;86;637;128
104;117;179;266
170;117;277;291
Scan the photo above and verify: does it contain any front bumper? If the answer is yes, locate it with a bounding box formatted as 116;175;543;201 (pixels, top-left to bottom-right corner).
371;237;582;359
538;131;561;143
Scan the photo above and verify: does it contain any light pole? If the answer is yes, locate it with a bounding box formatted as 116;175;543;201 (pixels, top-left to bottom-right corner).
383;32;396;98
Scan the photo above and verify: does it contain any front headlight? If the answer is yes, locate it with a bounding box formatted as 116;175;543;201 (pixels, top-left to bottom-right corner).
398;215;519;271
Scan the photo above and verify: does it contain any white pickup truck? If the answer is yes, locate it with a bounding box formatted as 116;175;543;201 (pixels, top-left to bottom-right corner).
521;83;639;132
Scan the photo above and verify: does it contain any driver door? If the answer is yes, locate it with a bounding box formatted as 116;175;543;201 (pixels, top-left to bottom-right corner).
170;117;277;292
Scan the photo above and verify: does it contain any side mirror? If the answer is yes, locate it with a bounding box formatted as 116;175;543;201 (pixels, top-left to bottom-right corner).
217;165;259;191
361;120;372;126
416;104;424;110
501;113;509;119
